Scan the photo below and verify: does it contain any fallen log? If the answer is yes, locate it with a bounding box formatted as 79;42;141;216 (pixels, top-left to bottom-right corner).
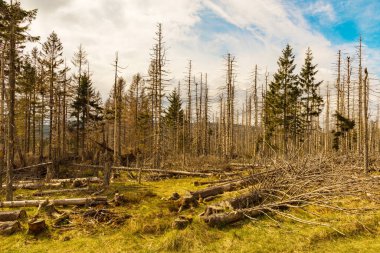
13;162;53;172
32;187;90;196
201;208;261;227
220;191;265;210
0;196;108;208
13;182;63;190
0;210;27;222
114;167;212;177
0;221;22;235
190;169;279;200
13;177;101;185
3;177;102;190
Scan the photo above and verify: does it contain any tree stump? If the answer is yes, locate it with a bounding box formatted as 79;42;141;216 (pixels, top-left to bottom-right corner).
168;192;180;201
114;193;127;206
0;221;22;235
103;162;112;188
172;216;193;230
28;219;47;235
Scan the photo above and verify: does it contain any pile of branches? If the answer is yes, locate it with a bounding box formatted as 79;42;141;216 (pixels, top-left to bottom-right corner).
200;155;380;230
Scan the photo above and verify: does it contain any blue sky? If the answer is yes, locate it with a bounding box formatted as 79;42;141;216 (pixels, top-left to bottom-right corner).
298;0;380;47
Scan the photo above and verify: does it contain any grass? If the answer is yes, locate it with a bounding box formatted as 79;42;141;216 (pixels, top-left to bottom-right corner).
1;174;380;253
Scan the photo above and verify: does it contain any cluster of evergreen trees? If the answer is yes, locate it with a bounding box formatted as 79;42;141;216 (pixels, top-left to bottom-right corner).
265;45;323;155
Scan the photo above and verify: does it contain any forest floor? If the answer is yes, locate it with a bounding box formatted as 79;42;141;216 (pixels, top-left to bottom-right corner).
1;172;380;253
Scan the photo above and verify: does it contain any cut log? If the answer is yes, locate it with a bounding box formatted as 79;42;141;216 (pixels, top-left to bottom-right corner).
0;210;27;222
11;182;63;190
32;187;89;196
28;219;47;235
190;169;279;200
113;166;212;177
220;191;264;210
14;162;53;171
0;221;22;235
202;209;261;227
0;196;108;208
6;177;101;187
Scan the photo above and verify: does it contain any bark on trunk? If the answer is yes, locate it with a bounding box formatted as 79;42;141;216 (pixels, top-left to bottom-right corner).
0;196;107;208
0;210;27;221
0;221;22;235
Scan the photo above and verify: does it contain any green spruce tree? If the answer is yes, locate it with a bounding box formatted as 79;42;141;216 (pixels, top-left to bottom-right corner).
264;44;300;155
299;48;323;140
164;88;184;154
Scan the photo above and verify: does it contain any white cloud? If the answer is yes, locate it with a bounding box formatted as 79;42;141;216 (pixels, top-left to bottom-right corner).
306;0;336;22
20;0;379;114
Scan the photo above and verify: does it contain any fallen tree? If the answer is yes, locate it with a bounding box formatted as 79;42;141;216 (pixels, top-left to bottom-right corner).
0;196;107;208
0;210;27;222
32;187;90;196
200;156;380;228
114;167;212;177
0;221;22;235
2;177;101;190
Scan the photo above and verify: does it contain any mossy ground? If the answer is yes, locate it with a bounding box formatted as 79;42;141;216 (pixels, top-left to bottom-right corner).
1;173;380;253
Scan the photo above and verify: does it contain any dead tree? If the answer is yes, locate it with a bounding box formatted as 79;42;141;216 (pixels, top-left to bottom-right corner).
225;53;236;160
357;37;363;154
150;24;167;168
204;74;209;155
363;68;369;173
6;0;16;201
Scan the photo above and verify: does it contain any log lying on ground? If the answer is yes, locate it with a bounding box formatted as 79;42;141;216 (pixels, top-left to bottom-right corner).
220;191;265;210
32;187;90;196
0;221;22;235
201;208;261;227
2;177;102;190
0;196;108;208
193;177;242;186
13;162;53;172
13;182;63;190
11;177;101;185
0;210;27;222
190;169;279;200
114;167;212;177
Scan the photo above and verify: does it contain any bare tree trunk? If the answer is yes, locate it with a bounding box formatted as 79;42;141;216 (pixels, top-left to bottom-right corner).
113;53;119;165
325;85;330;153
363;68;369;174
358;37;363;154
204;74;209;155
186;60;192;158
6;1;16;200
0;42;5;190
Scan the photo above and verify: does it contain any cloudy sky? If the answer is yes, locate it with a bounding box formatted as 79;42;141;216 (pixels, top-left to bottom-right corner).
22;0;380;110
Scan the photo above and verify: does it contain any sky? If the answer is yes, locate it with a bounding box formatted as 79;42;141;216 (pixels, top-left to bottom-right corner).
21;0;380;111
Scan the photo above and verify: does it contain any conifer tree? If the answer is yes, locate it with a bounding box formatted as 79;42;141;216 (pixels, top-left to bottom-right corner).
299;48;323;151
264;44;299;155
71;73;103;159
165;88;184;154
41;31;64;161
0;0;37;200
